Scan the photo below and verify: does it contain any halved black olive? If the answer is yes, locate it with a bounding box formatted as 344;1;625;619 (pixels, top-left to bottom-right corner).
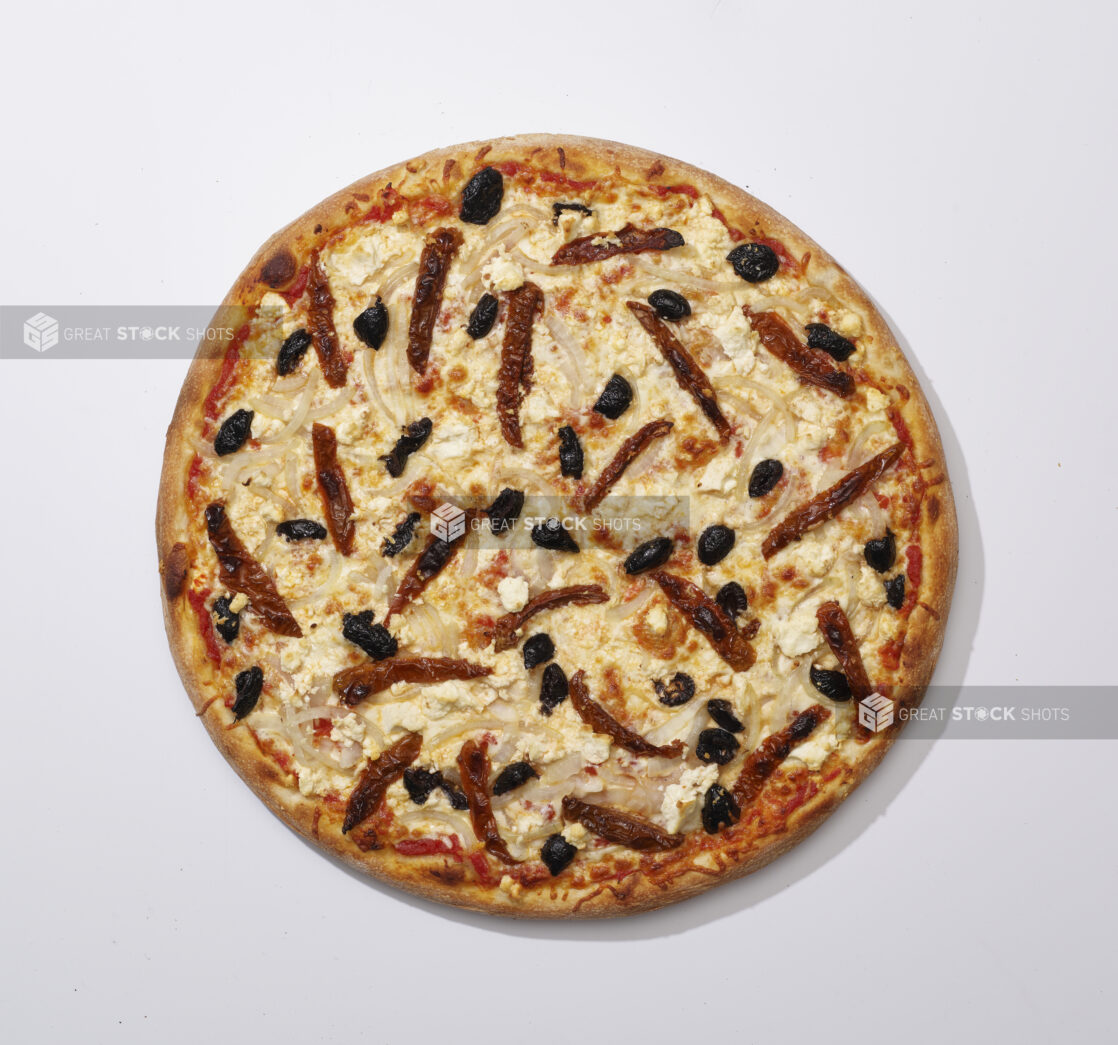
648;288;691;321
460;166;504;225
232;666;264;720
379;418;432;477
276;519;328;542
624;537;674;575
551;202;592;225
541;834;577;875
214;409;254;456
342;610;398;661
403;767;443;805
697;525;735;565
466;293;499;339
382;512;421;557
654;672;696;707
809;665;852;702
522;633;555;669
353;297;388;349
486;488;525;535
492;761;539;796
748;459;783;498
439;778;469;810
593;374;633;420
276;328;312;376
212;595;240;644
706;699;744;733
701;784;740;834
715;581;748;620
864;530;896;573
558;425;584;478
696;727;740;765
885;574;906;609
539;663;569;716
805;322;856;362
531;518;579;553
727;242;780;283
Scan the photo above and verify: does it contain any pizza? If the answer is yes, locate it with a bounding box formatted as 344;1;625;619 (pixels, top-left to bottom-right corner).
157;134;956;917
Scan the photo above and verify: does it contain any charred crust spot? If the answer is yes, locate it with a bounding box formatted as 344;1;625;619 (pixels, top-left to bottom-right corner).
442;158;458;182
647;160;665;178
428;864;466;884
260;249;296;288
557;146;567;169
313;223;323;234
475;144;492;163
927;495;941;522
162;542;189;599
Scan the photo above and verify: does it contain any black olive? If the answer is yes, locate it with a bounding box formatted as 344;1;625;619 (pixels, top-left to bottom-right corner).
885;574;906;609
522;633;555;669
558;425;584;478
214;408;254;456
691;604;727;639
492;761;539;796
696;727;740;765
697;524;736;565
382;512;421;557
466;293;499;339
805;322;855;362
276;519;328;542
212;595;240;644
403;767;443;805
539;663;569;716
531;518;579;553
439;779;470;810
864;530;896;573
342;610;398;661
654;672;696;707
551;202;592;225
232;666;263;720
715;581;748;620
701;784;740;834
624;536;674;575
485;488;525;535
276;328;312;376
593;374;633;419
541;834;577;876
459;166;504;225
379;418;432;477
727;242;780;283
353;297;389;349
748;459;783;498
706;698;744;733
809;665;852;702
417;538;454;576
648;288;691;321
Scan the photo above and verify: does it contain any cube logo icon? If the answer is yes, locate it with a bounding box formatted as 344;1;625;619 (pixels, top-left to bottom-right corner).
431;502;466;543
24;312;59;353
858;693;895;733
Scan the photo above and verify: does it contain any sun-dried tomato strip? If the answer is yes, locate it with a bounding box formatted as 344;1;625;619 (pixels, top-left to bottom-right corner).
497;281;544;447
458;738;517;865
577;419;673;513
626;302;732;441
333;657;493;707
307;253;347;388
492;584;608;652
385;510;479;622
561;795;683;851
568;670;684;758
204;503;302;637
342;732;423;835
311;422;354;555
552;224;684;265
744;307;853;397
816;601;873;700
762;442;904;559
407;227;463;373
652;571;755;671
730;705;831;812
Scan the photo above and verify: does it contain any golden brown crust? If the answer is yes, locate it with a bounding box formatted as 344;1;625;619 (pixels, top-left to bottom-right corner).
156;134;957;918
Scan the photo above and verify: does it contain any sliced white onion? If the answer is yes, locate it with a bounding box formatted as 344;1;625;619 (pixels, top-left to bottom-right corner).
258;370;320;445
247;394;292;419
284;454;303;510
396;808;475;843
632;256;741;292
425;718;506;750
461;217;534;288
604;583;654;623
306;386;353;421
361;346;400;426
543;311;590;405
244;482;294;513
287;550;344;609
378;261;420;301
846;419;892;469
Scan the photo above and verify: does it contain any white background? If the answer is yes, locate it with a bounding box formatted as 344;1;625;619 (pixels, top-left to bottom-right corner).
2;0;1115;1041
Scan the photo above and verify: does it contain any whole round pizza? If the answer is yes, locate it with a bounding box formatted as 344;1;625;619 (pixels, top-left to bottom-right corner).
157;134;957;917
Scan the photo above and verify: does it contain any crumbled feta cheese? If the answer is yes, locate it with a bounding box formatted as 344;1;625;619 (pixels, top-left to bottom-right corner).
498;576;530;612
